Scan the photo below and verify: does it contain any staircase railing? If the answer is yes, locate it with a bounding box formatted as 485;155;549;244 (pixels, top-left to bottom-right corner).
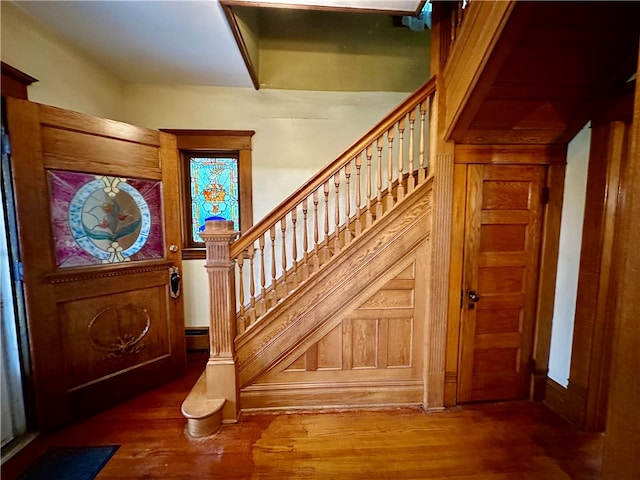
231;76;437;333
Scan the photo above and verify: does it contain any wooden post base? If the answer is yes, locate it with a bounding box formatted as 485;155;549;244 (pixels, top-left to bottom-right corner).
206;358;240;422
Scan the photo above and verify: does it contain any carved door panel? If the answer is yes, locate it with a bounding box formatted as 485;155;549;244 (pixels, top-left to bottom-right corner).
6;98;185;430
458;164;545;403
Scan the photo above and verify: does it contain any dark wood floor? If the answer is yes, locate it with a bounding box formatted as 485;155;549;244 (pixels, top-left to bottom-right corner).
2;353;603;479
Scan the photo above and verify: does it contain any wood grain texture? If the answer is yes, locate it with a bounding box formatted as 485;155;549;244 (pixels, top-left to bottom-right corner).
531;164;566;401
565;121;629;430
444;2;640;145
1;61;37;99
601;43;640;480
458;164;545;403
5;98;185;431
235;179;432;386
234;180;432;410
1;353;606;480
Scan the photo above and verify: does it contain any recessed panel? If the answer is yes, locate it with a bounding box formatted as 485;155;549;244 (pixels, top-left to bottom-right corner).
60;286;170;389
359;289;414;309
285;354;306;372
386;317;413;367
317;325;342;370
478;267;524;294
473;348;519;375
482;181;530;210
475;308;522;336
480;224;527;253
351;318;378;369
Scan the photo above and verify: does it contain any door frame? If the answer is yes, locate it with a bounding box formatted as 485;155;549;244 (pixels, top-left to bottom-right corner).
444;144;567;406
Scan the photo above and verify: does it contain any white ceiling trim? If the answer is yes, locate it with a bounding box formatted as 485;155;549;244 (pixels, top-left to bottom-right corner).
225;0;424;15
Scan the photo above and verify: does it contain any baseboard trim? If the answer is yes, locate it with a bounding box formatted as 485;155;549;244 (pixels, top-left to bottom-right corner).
185;327;209;352
544;377;569;419
240;380;424;411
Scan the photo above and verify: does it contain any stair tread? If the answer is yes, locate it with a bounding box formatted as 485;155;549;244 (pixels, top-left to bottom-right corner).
181;371;226;419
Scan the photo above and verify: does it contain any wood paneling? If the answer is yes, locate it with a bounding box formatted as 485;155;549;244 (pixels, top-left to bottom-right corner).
41;126;162;177
566;120;630;430
602;44;640;480
444;1;640;145
236;180;432;411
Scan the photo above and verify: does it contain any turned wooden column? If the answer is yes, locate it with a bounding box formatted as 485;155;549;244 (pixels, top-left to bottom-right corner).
200;219;240;422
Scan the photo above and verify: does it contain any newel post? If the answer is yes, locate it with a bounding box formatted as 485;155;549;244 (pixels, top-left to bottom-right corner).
199;219;240;422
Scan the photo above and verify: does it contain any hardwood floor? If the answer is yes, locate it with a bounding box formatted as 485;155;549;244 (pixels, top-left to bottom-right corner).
2;353;603;479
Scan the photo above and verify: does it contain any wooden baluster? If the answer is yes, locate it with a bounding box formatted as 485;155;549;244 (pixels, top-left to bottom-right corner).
428;93;436;176
376;136;384;219
386;127;395;211
291;207;298;287
323;181;330;263
237;251;246;333
344;163;352;246
418;99;427;183
355;153;363;236
302;198;309;279
407;108;416;194
365;145;374;228
313;189;320;272
258;235;266;315
334;172;341;253
397;115;406;201
248;245;256;312
280;218;288;297
270;225;277;305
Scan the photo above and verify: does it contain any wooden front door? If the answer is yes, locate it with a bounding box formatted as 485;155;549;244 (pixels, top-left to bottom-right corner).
6;98;185;431
458;164;545;403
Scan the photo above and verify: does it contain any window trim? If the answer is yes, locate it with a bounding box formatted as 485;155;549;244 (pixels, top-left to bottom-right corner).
161;129;254;260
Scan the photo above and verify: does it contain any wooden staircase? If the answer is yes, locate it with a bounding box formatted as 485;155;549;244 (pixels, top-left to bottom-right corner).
182;77;437;435
238;176;433;411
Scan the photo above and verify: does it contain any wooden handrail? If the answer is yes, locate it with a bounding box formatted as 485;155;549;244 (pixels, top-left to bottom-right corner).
230;76;436;258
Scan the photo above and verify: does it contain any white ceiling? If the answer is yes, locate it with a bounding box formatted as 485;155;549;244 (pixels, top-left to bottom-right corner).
12;0;423;88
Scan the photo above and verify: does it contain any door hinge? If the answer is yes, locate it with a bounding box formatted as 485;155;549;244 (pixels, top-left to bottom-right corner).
541;186;550;205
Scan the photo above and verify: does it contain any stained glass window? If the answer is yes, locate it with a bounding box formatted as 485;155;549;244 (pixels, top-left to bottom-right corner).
188;155;239;243
48;170;164;267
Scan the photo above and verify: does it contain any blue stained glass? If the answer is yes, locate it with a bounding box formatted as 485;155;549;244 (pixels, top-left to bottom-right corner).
190;157;239;242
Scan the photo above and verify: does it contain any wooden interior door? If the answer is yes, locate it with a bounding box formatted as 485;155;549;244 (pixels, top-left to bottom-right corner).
6;98;186;431
458;164;545;403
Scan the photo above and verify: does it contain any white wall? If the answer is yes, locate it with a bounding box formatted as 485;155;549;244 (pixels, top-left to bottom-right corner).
547;123;591;386
1;1;125;119
121;84;407;326
2;2;410;328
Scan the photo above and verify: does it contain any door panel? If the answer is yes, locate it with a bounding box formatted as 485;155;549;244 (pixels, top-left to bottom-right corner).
458;164;544;403
6;98;185;430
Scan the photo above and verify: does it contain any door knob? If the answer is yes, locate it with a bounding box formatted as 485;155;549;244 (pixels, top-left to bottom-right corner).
169;244;179;253
468;290;480;309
